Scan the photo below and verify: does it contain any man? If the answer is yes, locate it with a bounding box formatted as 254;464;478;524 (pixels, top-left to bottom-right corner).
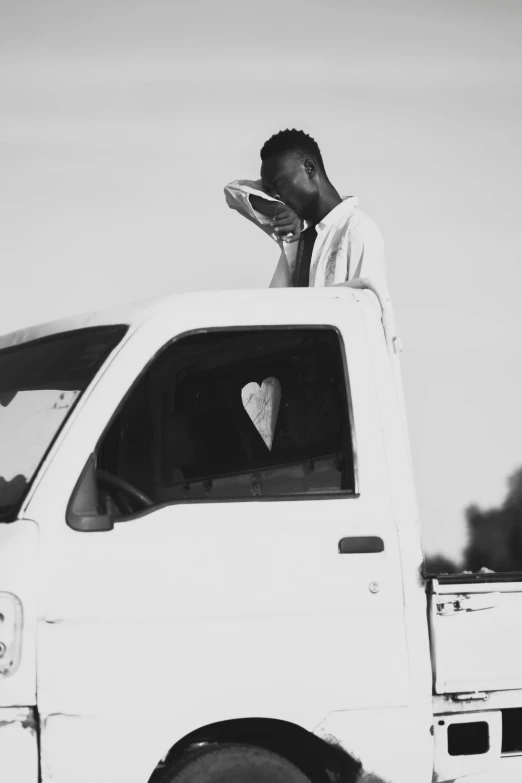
224;129;389;293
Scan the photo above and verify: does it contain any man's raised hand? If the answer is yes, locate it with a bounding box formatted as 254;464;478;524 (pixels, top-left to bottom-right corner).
248;194;302;244
271;204;302;244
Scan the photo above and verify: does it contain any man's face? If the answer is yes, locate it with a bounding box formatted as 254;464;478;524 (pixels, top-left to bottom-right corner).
261;153;316;219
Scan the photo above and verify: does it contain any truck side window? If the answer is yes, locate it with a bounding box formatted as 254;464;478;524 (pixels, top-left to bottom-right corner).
97;327;355;514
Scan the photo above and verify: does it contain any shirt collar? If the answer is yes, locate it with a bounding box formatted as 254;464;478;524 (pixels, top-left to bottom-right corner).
314;196;359;233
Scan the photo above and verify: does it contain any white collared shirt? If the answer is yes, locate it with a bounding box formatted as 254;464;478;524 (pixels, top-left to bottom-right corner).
224;179;389;293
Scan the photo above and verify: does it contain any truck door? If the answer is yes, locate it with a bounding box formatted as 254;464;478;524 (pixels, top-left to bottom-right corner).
31;297;413;783
0;521;39;783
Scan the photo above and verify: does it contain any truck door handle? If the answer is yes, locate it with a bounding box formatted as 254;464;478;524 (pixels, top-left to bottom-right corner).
435;594;498;615
338;536;384;554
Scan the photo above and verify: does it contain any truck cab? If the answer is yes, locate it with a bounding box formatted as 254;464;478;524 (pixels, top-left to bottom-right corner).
0;286;521;783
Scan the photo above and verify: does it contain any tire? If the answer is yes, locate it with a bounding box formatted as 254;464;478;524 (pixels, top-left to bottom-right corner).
160;742;314;783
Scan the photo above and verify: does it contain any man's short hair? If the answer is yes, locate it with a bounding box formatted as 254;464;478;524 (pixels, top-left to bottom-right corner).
260;129;325;170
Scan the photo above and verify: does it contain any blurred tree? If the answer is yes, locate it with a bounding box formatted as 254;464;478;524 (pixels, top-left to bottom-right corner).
425;466;522;574
463;467;522;573
424;554;460;574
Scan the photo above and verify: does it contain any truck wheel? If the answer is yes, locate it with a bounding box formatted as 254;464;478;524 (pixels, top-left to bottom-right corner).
160;743;314;783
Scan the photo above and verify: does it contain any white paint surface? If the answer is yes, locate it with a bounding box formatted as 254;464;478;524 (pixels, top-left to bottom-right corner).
0;708;39;783
430;584;522;694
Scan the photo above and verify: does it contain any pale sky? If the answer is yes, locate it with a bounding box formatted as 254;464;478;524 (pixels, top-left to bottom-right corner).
1;0;522;560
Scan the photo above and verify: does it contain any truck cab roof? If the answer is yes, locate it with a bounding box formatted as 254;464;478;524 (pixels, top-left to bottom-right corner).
0;285;384;351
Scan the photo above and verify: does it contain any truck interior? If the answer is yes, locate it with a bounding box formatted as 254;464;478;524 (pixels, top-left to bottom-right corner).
95;327;356;517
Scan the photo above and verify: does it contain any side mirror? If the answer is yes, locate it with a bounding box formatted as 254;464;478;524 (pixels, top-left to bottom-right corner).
66;454;114;532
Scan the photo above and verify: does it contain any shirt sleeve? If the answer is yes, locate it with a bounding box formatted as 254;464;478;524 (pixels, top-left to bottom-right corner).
346;213;389;295
224;179;297;288
224;179;283;244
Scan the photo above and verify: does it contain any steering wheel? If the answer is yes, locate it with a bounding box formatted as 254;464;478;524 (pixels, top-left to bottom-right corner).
96;470;153;510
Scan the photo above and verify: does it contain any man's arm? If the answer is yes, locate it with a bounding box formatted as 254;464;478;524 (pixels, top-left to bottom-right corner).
224;179;300;286
247;194;280;218
224;180;301;243
269;251;293;288
249;196;301;243
224;179;280;241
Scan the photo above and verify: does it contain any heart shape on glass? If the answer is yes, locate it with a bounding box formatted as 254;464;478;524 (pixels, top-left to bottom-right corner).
241;377;282;451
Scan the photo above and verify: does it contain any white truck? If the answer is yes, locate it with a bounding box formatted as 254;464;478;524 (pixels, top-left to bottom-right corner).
1;286;521;783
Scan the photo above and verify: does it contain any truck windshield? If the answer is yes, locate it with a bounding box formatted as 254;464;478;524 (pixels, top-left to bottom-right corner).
0;325;127;521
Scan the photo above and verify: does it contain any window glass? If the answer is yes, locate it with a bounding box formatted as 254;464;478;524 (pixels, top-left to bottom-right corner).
0;325;128;520
97;328;355;513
